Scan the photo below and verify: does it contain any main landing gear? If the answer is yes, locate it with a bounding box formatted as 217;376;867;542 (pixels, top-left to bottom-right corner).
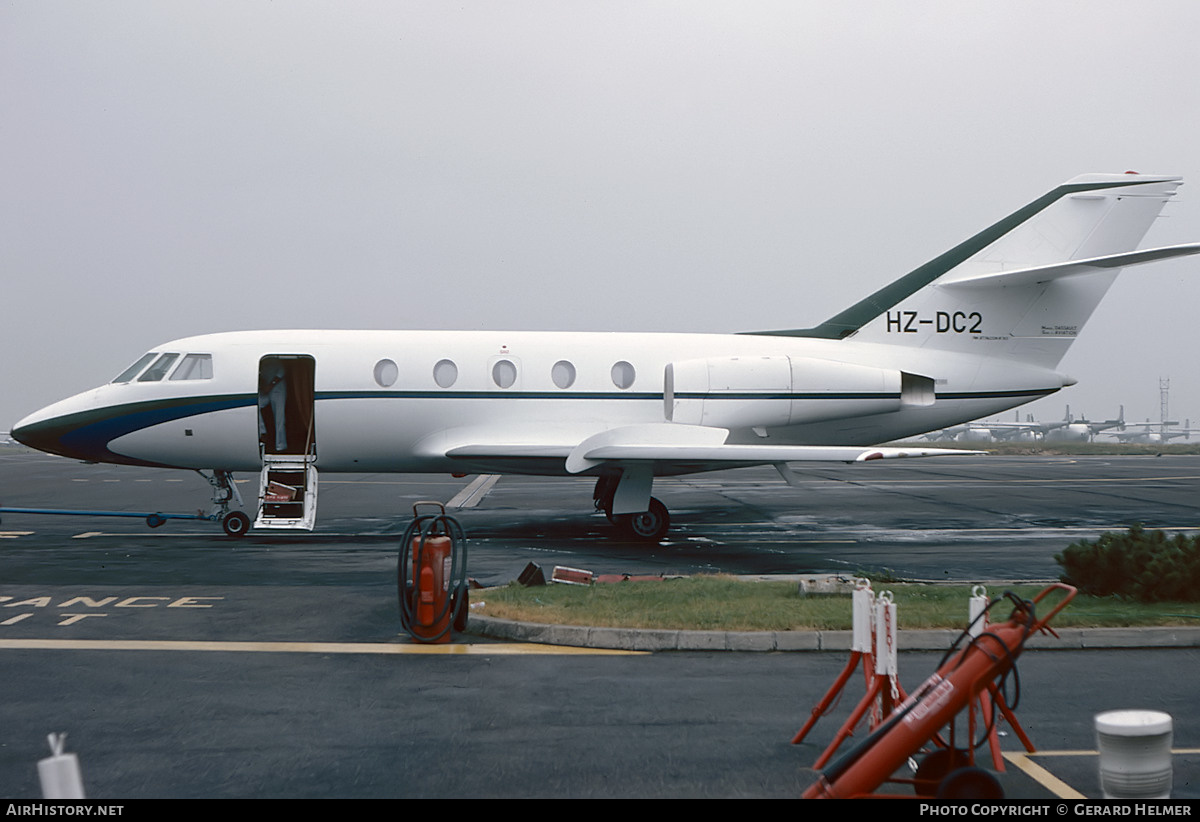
593;474;671;542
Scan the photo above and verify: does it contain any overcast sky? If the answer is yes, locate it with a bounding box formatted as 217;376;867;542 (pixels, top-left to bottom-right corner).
3;1;1199;432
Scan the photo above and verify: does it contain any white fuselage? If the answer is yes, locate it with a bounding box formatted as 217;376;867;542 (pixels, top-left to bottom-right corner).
15;329;1066;475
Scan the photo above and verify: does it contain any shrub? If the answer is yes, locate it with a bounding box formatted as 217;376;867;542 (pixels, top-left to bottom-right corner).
1055;524;1200;603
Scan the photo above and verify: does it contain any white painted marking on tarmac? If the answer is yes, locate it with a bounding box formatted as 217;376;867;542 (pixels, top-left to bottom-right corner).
0;532;33;539
447;474;501;509
72;532;105;539
0;639;643;656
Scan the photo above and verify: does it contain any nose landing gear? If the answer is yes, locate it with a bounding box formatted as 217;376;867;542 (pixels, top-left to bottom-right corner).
198;469;251;538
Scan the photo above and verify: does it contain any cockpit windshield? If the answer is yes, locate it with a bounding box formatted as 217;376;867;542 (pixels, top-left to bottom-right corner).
112;353;158;383
112;351;215;383
138;353;180;382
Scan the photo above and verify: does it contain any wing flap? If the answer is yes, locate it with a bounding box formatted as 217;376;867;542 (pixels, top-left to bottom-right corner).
579;442;981;466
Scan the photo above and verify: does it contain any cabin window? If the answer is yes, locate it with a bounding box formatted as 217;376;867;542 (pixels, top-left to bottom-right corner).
373;359;398;388
492;359;517;389
112;353;158;383
611;360;636;389
138;353;180;382
433;359;458;388
170;354;213;381
551;360;576;389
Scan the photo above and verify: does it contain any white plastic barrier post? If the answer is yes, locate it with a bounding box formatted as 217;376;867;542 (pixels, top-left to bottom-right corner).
1095;710;1173;799
874;591;897;678
38;733;85;799
852;579;873;653
968;585;989;637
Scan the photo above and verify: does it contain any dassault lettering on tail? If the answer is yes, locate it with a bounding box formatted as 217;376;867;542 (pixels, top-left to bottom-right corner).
13;173;1199;539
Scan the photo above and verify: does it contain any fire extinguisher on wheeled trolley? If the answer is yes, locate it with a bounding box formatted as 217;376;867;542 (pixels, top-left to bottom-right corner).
398;502;469;643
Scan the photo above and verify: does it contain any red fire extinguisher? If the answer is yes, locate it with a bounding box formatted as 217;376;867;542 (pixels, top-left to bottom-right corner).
398;502;468;643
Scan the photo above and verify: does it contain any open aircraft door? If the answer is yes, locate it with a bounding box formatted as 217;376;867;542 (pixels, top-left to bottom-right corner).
254;355;319;531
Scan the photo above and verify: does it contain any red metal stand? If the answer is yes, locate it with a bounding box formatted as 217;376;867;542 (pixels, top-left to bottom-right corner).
802;584;1076;799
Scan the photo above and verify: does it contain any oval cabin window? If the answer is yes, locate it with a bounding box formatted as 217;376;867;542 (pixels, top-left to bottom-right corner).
373;359;398;388
433;359;458;388
551;360;576;389
492;359;517;389
611;360;635;389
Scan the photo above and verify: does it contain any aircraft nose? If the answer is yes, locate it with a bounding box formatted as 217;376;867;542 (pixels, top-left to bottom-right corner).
10;391;108;461
12;407;78;458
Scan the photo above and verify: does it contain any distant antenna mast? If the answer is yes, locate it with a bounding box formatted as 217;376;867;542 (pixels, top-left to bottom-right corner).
1160;377;1170;440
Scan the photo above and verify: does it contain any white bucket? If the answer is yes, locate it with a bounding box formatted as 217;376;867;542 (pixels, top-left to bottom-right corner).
1095;710;1173;799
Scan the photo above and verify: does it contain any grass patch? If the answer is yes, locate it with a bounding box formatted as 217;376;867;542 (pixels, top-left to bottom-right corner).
474;576;1200;632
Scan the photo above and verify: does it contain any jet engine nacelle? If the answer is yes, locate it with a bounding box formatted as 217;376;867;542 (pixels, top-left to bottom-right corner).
664;356;933;430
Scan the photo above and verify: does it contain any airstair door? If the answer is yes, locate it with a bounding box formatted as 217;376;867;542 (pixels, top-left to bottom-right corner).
255;355;319;531
254;456;319;531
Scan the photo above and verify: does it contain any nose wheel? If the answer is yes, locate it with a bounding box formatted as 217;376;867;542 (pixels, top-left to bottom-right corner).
222;510;251;537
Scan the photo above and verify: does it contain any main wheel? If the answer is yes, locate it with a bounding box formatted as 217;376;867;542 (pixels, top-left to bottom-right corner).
222;510;251;538
914;748;971;796
619;497;670;541
937;766;1004;800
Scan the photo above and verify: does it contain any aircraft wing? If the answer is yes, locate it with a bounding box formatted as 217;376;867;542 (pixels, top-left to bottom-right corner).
445;424;981;475
967;421;1045;431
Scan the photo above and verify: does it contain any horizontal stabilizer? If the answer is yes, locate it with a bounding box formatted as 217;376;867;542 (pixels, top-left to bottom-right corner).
939;244;1200;289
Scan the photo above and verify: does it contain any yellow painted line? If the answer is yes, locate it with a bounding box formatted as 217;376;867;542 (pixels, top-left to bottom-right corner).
0;638;644;656
1026;748;1200;756
1004;748;1200;799
1003;751;1086;799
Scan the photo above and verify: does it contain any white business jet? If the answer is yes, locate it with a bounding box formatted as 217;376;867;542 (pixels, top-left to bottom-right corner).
13;173;1200;539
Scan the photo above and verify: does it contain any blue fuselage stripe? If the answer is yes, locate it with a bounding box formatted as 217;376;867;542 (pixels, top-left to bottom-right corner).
17;387;1056;465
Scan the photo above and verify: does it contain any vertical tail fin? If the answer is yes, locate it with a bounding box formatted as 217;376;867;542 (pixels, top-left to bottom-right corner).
752;173;1197;369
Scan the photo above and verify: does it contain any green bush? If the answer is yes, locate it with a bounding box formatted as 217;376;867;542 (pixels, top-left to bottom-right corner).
1055;524;1200;603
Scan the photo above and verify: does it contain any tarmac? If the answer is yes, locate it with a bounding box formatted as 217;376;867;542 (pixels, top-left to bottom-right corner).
2;452;1197;798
